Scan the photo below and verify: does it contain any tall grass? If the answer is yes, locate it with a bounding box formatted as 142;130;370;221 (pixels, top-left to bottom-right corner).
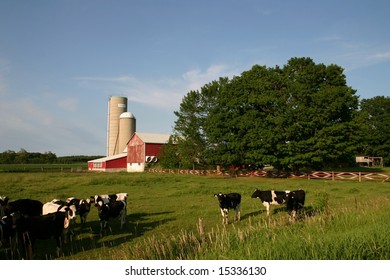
124;197;389;260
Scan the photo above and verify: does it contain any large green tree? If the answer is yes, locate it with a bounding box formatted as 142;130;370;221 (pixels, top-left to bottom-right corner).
170;57;360;171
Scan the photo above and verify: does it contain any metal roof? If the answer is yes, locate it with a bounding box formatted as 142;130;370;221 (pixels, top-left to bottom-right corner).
88;152;127;163
135;132;171;144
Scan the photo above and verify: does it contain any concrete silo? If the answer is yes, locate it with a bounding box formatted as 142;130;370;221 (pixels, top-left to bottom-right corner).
118;112;136;154
107;96;128;156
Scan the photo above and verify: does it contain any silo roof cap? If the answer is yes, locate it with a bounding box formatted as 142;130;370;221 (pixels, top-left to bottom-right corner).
119;112;135;119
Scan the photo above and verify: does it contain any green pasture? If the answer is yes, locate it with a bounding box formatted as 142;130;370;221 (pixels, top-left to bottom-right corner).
0;171;389;260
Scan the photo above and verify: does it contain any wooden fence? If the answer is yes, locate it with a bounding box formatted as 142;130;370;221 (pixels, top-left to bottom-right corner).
146;168;390;182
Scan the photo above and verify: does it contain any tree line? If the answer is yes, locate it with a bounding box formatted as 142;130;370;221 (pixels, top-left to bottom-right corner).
0;149;102;164
160;57;390;171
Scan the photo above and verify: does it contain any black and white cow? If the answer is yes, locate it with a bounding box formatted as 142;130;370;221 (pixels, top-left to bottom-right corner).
214;192;241;224
285;189;306;221
17;209;73;259
3;198;43;217
92;193;128;206
251;189;290;216
65;197;92;224
96;199;127;235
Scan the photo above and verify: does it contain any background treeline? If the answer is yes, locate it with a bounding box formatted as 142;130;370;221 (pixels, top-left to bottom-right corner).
161;57;390;171
0;149;102;164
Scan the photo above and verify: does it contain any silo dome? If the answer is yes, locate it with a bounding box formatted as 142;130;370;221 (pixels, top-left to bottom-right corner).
119;112;135;119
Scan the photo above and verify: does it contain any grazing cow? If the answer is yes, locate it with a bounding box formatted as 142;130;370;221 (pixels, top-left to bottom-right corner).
66;197;92;224
17;209;72;259
214;193;241;224
251;189;290;216
96;200;127;235
286;189;306;221
3;198;43;217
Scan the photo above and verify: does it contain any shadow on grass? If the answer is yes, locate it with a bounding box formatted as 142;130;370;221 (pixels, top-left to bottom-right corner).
0;211;175;260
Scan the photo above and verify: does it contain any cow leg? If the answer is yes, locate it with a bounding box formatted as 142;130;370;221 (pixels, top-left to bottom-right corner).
120;208;126;229
80;214;87;224
55;235;63;257
220;208;228;224
100;220;108;236
263;202;270;216
21;232;33;260
289;210;296;223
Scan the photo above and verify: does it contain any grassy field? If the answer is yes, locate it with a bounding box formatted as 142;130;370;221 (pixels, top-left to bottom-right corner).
0;171;389;260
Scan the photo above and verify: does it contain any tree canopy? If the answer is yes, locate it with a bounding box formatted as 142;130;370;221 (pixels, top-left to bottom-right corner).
168;57;387;171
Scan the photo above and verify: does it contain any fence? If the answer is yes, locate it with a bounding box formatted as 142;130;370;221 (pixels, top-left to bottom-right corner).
146;168;390;182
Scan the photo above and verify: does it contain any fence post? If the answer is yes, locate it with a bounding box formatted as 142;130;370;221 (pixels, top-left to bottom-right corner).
359;172;361;182
332;171;335;181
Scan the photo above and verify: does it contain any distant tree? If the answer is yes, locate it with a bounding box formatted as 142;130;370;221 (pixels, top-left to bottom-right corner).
16;148;29;164
0;150;16;164
356;96;390;166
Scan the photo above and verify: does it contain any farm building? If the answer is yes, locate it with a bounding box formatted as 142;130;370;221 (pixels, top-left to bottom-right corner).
355;156;384;167
88;132;171;172
127;132;171;172
88;152;127;172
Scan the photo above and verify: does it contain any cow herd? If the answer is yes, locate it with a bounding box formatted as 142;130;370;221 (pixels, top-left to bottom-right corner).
215;189;306;224
0;193;127;259
1;188;305;259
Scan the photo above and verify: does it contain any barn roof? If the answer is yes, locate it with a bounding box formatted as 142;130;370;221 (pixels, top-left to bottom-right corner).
135;132;171;144
88;152;127;163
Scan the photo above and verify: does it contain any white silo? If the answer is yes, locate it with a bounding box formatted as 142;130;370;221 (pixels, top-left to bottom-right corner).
107;96;128;156
118;112;136;153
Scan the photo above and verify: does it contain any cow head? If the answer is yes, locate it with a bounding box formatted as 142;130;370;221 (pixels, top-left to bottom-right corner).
96;201;110;220
214;193;230;209
78;199;91;223
0;196;9;206
62;207;74;229
214;193;226;202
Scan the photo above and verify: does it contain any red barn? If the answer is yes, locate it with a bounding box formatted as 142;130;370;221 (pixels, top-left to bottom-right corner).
88;153;127;172
127;132;170;172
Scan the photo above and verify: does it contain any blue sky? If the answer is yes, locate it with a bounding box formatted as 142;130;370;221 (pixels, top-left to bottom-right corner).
1;0;389;156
